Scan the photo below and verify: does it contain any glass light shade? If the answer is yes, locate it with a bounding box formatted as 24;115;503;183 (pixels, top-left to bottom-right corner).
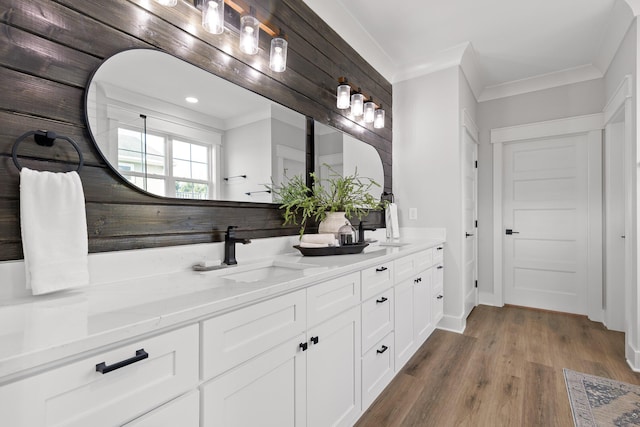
155;0;177;6
374;108;385;129
240;15;260;55
202;0;224;34
351;93;364;117
336;84;351;109
269;37;288;72
363;100;375;123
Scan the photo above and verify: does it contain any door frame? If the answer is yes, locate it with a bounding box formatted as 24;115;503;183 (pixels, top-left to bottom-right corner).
461;109;479;317
491;113;604;321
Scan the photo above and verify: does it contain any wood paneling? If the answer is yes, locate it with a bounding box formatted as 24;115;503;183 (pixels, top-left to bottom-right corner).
0;0;392;261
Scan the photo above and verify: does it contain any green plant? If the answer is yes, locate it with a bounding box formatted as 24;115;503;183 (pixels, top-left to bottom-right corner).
269;166;385;235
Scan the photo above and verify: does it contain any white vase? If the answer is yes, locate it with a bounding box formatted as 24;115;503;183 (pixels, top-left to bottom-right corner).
318;212;351;236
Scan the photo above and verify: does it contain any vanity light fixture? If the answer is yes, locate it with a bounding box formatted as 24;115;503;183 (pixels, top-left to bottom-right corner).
350;90;364;117
269;30;288;72
155;0;178;6
336;77;351;109
240;6;260;55
363;98;375;123
374;105;385;129
202;0;224;34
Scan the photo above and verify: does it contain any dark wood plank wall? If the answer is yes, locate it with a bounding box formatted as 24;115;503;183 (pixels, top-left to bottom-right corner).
0;0;392;261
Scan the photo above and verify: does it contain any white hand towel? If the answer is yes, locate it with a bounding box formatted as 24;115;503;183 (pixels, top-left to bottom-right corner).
300;233;337;245
385;203;400;239
299;242;331;248
20;168;90;295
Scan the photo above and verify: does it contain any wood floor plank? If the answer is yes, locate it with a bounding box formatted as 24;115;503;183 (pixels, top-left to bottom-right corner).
355;305;640;427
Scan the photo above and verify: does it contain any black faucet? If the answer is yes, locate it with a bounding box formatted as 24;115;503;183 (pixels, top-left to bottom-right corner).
358;221;377;243
224;226;251;265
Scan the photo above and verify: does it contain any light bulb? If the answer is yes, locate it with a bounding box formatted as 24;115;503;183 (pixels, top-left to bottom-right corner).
269;36;288;72
364;100;375;123
202;0;224;34
337;83;350;109
240;14;260;55
351;93;364;117
374;108;385;129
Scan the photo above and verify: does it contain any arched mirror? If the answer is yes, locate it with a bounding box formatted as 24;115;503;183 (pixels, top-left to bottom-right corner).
314;122;384;201
85;48;386;204
85;48;306;203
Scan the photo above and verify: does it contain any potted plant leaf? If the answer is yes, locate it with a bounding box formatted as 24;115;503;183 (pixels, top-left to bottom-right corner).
269;165;386;235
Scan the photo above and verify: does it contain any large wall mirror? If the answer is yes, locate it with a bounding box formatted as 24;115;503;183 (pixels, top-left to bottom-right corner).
85;48;385;204
86;48;306;203
314;122;384;201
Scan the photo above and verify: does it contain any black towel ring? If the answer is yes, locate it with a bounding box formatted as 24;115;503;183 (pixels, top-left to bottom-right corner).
12;130;84;172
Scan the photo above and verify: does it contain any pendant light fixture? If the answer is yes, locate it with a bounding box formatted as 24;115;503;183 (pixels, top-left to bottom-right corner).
155;0;177;6
337;77;351;110
374;105;385;129
363;98;376;124
269;30;288;72
240;6;260;55
351;90;364;117
202;0;224;34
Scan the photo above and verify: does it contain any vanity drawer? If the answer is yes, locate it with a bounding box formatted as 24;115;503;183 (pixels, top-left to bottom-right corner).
202;289;306;379
394;249;431;283
307;272;360;328
361;290;394;353
361;263;393;301
125;390;199;427
0;324;199;427
362;332;395;408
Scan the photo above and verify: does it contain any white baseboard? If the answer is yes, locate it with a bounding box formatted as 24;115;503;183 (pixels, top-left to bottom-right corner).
627;342;640;372
436;314;466;334
478;291;503;307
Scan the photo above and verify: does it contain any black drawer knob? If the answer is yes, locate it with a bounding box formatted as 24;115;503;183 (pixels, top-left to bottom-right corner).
377;345;389;354
376;296;388;304
310;336;319;345
376;266;388;272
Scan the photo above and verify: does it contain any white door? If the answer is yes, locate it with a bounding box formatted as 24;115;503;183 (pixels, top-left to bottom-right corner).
462;126;478;316
503;135;590;314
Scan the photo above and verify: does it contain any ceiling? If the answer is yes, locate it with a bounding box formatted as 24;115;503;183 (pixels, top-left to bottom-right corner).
303;0;634;100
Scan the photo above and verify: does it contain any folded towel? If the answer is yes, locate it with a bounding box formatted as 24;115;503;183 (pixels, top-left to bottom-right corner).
385;203;400;239
299;242;331;248
20;168;90;295
300;233;337;245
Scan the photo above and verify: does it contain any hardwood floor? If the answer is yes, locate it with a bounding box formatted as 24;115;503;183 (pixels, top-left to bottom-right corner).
356;305;640;426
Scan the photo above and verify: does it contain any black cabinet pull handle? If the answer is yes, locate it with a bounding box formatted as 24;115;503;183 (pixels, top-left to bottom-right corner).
437;265;443;269
505;229;520;235
375;266;388;272
465;232;474;237
436;246;443;251
96;349;148;374
310;336;319;345
377;345;389;354
413;277;422;284
437;295;443;300
376;297;388;304
299;342;308;351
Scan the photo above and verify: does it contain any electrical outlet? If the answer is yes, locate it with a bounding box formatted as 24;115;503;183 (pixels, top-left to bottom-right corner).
409;207;418;220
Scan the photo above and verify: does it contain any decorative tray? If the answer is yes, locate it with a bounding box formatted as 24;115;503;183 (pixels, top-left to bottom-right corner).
293;243;369;256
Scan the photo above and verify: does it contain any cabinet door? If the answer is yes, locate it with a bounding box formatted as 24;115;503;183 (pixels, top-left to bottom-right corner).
432;263;445;324
362;332;395;409
202;333;307;427
307;306;361;427
394;278;415;371
414;268;433;346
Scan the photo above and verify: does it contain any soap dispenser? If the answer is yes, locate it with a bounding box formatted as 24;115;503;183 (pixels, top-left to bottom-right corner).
338;222;356;246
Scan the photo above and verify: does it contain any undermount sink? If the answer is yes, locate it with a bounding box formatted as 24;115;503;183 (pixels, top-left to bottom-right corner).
220;260;319;283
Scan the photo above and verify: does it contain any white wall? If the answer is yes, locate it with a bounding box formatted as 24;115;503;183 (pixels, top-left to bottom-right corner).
603;20;639;367
476;78;605;303
223;119;271;202
393;66;468;330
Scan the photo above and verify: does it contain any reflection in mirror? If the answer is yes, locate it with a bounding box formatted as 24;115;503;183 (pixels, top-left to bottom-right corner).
85;49;306;202
314;122;384;201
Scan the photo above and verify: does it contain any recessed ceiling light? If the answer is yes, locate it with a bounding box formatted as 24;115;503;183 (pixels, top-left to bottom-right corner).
185;96;199;103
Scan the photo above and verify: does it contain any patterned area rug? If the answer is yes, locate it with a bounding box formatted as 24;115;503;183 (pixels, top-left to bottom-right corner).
564;368;640;426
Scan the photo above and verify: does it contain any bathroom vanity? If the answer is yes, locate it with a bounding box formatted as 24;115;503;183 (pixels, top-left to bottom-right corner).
0;238;444;426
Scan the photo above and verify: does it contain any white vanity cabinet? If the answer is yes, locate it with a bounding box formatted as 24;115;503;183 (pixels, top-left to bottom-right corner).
125;390;200;427
393;248;439;371
0;324;199;427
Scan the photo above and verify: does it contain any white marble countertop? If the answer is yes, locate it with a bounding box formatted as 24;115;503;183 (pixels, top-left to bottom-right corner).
0;237;444;382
